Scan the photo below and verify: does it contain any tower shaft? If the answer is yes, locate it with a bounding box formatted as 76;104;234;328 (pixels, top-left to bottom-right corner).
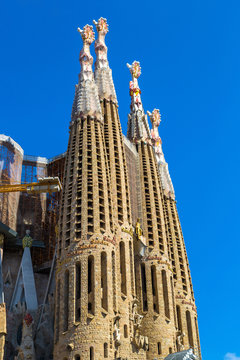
127;62;177;359
93;18;140;358
54;24;116;360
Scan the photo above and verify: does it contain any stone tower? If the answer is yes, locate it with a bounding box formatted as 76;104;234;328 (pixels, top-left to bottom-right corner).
148;109;201;359
93;18;140;359
127;61;177;359
54;24;116;359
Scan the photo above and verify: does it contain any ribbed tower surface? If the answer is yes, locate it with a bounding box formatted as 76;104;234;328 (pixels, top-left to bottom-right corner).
54;24;116;359
93;18;145;359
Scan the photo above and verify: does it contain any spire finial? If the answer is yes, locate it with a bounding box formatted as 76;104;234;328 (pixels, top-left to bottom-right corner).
71;24;102;121
127;61;142;111
127;61;141;80
148;109;162;143
77;24;95;45
93;17;108;35
93;17;117;102
127;61;151;142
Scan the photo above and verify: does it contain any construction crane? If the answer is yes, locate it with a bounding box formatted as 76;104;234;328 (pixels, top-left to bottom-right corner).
0;177;62;194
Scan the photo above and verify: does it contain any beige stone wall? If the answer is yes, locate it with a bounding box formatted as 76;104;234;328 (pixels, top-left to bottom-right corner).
0;304;6;360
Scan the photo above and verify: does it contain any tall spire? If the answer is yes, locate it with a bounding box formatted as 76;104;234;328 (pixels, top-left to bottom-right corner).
71;25;102;120
147;109;175;197
127;61;151;142
93;17;117;102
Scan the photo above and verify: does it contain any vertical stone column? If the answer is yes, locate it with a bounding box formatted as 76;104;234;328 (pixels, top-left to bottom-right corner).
0;304;6;360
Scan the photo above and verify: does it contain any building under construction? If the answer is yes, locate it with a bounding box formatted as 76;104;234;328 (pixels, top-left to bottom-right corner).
0;18;200;360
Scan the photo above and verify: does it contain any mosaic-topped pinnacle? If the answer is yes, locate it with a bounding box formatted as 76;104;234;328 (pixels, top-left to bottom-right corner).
127;60;142;110
77;24;95;45
71;24;102;121
127;60;152;142
127;61;141;79
147;109;161;128
93;17;117;102
93;17;108;35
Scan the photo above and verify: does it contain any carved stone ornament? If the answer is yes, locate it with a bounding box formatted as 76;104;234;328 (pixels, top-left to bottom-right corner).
176;330;185;352
130;301;149;351
113;317;121;347
77;24;95;45
17;313;36;360
93;17;108;34
131;61;141;79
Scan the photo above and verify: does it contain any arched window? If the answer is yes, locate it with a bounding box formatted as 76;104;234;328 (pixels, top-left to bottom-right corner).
119;242;127;295
186;310;194;348
63;270;69;331
169;347;173;354
88;256;95;315
141;263;148;311
151;265;159;313
101;252;108;311
75;356;80;360
75;262;81;321
157;342;161;355
104;343;108;358
162;270;170;318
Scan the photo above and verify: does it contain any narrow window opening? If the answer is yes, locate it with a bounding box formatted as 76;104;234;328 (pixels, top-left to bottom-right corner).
101;252;108;311
63;270;69;331
104;343;108;358
169;347;173;354
151;265;159;313
176;305;182;331
75;262;81;321
141;263;148;311
162;270;170;318
157;342;161;355
55;280;60;343
124;325;128;338
88;256;95;315
112;251;116;310
120;242;127;295
186;310;194;348
90;346;94;360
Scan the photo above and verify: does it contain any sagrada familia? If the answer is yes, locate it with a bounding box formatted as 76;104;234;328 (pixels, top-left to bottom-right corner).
0;18;201;360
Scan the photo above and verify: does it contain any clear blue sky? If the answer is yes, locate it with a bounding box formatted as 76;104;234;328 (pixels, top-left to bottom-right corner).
1;1;240;359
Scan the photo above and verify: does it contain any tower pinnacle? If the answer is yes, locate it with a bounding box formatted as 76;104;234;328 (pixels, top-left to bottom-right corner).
127;61;151;142
71;24;102;120
148;108;175;197
147;109;164;160
93;17;117;102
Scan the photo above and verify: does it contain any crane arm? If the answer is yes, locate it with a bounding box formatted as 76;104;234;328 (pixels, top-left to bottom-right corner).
0;177;62;194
